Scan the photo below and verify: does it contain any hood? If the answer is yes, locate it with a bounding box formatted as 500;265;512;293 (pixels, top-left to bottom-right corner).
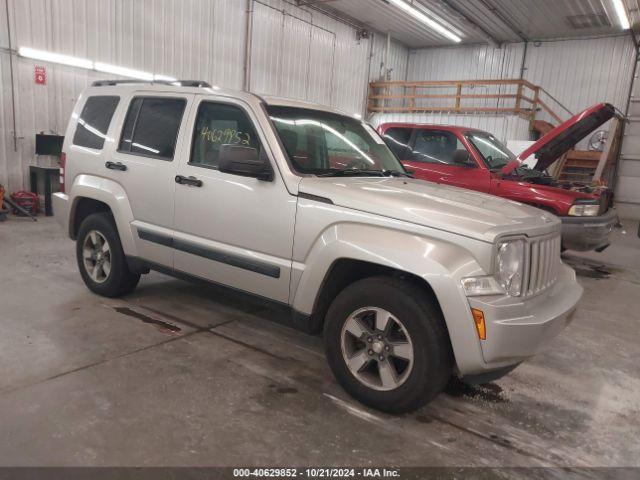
502;103;616;175
298;177;560;243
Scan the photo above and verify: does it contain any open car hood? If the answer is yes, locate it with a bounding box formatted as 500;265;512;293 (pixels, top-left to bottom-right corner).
501;103;616;175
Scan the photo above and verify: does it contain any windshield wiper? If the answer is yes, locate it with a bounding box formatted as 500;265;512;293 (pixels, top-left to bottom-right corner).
383;169;413;178
316;169;412;178
316;169;387;177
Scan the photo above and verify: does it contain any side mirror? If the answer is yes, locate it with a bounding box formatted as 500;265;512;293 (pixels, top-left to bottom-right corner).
218;145;273;181
452;149;475;167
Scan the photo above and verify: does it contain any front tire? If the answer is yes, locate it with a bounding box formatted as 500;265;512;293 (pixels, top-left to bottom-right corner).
76;213;140;297
324;276;453;413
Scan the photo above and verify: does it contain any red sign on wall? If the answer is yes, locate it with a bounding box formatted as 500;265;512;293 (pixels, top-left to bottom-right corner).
35;65;46;85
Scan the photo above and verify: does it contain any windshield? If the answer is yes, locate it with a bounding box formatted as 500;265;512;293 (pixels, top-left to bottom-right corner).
267;106;407;176
465;132;517;170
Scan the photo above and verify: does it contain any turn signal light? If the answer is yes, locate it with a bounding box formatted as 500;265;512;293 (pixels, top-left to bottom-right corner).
471;308;486;340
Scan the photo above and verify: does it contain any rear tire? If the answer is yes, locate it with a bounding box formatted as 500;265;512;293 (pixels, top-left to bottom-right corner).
324;276;453;413
76;212;140;297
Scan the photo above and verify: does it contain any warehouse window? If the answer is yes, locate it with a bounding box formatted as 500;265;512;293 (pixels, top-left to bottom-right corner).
190;102;261;168
409;130;464;165
119;97;186;160
382;128;412;158
72;96;120;150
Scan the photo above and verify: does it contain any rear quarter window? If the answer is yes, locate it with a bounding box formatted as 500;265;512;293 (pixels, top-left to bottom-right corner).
72;96;120;150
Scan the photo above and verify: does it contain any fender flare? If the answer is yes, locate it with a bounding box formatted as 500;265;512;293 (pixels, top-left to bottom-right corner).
68;174;138;256
291;223;489;374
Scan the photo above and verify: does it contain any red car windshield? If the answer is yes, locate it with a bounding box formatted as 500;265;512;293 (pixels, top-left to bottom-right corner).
466;131;517;171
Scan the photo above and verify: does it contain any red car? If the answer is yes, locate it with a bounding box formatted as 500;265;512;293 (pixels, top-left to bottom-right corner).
378;103;618;251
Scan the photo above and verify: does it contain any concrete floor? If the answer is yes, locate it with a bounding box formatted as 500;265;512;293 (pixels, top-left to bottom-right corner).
0;216;639;468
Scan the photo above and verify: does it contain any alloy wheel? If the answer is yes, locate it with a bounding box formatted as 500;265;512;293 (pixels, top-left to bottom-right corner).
82;230;112;284
340;307;414;391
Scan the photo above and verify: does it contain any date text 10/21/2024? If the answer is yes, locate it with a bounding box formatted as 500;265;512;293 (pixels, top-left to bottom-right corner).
232;468;401;478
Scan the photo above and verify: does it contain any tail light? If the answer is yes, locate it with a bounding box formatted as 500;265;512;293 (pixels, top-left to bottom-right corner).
59;152;66;193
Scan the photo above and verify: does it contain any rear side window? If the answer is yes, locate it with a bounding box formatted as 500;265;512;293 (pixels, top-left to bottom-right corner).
190;102;261;168
382;127;412;158
119;97;186;160
409;130;464;164
72;96;120;150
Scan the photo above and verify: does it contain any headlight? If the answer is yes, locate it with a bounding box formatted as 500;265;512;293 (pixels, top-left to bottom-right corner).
461;276;504;296
568;201;599;216
495;239;525;296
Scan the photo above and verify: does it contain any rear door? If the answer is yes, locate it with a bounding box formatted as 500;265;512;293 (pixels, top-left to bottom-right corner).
404;129;491;192
171;96;295;303
106;92;194;268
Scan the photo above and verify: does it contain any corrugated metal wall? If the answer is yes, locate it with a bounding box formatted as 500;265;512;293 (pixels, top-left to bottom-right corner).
406;43;525;81
617;52;640;220
524;35;636;124
371;36;636;147
0;0;380;192
369;34;409;82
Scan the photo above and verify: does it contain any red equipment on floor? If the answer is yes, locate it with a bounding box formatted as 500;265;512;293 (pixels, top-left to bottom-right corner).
9;191;39;216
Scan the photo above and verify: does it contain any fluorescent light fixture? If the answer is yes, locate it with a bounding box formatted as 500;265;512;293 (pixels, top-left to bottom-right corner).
153;74;178;82
612;0;630;29
18;46;193;85
387;0;461;42
18;47;93;69
95;62;154;81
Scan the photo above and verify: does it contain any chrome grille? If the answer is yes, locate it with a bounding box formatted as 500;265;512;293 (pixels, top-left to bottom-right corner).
524;234;561;296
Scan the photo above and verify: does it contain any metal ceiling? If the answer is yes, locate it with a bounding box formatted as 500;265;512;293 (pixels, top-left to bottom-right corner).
308;0;638;47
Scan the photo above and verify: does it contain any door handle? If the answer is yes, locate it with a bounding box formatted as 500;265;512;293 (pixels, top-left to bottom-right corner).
175;175;203;187
105;161;127;171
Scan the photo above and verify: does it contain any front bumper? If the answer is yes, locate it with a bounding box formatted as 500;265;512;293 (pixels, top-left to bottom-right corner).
465;263;582;374
560;208;617;251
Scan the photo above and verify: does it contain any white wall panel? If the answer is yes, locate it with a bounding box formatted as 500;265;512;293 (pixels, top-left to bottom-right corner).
524;35;635;124
329;20;369;115
307;27;335;105
407;43;525;82
369;33;409;82
0;51;14;191
617;53;640;220
402;43;525;111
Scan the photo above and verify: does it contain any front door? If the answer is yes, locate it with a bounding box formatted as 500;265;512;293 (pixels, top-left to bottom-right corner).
172;97;295;303
403;129;491;193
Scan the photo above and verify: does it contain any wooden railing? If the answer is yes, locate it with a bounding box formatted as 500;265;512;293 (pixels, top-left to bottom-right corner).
367;79;568;127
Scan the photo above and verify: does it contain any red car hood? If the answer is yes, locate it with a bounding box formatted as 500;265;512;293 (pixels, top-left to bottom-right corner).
502;103;616;175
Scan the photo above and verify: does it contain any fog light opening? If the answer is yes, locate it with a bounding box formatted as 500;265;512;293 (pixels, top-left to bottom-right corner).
471;308;486;340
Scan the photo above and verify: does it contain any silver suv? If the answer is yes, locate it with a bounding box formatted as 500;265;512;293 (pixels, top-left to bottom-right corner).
54;80;582;413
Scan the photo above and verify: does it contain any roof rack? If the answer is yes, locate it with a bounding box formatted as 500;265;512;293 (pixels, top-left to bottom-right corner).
91;79;212;88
